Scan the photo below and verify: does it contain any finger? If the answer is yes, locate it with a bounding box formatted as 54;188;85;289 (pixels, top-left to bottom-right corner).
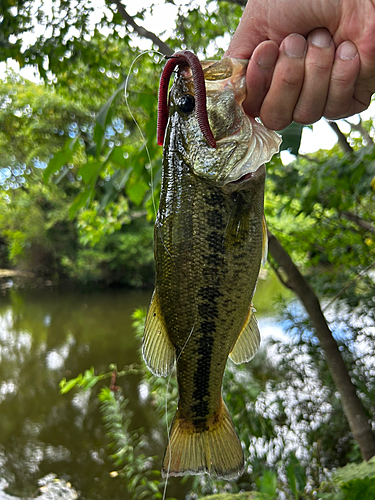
260;34;307;130
243;40;279;117
293;29;335;125
323;41;362;120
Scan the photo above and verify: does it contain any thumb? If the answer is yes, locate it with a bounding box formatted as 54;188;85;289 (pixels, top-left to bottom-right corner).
225;15;265;58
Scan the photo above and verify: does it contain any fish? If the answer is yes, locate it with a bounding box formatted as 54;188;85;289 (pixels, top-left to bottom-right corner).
142;51;281;480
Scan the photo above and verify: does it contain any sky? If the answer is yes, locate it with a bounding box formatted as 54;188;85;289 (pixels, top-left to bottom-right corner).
1;0;374;156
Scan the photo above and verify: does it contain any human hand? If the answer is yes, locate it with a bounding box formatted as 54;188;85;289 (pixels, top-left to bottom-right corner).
226;0;375;130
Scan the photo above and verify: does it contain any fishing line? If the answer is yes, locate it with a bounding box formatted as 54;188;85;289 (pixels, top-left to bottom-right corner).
125;50;174;500
222;195;238;244
157;224;174;259
322;261;375;312
124;49;165;219
162;321;196;500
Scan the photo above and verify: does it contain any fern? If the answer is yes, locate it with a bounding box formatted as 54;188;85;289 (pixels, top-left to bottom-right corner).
98;386;176;500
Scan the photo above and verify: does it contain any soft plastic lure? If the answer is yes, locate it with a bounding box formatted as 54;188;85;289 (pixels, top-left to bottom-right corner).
157;50;216;148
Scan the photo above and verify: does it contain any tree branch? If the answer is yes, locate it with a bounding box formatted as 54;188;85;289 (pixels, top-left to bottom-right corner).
328;121;353;154
341;211;375;234
268;230;375;460
112;0;174;56
344;118;374;146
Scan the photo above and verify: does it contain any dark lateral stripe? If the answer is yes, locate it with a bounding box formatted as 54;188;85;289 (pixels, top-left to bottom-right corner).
191;332;214;419
198;301;219;317
190;188;231;422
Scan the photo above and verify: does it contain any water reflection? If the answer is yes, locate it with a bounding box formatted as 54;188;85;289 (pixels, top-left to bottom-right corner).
0;274;290;499
0;289;153;500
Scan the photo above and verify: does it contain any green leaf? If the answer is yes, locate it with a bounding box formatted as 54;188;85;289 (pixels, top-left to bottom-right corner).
69;189;91;219
114;167;132;190
91;122;105;158
96;81;126;131
43;135;80;183
59;375;83;394
126;176;149;206
286;453;306;498
111;11;123;24
109;146;128;167
259;469;278;497
79;160;103;184
279;123;305;155
81;376;99;390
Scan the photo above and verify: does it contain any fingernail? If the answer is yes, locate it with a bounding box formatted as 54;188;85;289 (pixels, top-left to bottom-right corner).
257;50;278;69
284;34;307;58
337;41;358;60
310;29;333;48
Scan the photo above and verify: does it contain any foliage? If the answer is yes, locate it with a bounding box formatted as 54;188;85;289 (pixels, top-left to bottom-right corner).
266;132;375;305
200;493;273;500
0;168;76;275
98;387;179;500
59;360;177;499
0;73;156;286
1;0;245;225
0;0;309;285
318;457;375;500
61;211;155;287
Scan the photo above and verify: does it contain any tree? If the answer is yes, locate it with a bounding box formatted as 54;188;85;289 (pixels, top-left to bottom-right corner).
0;72;155;285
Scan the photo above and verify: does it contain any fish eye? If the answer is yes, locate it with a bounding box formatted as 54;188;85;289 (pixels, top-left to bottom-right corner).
177;94;195;113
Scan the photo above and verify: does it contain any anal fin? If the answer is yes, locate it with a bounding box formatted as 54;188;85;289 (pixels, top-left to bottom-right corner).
142;290;175;376
229;305;260;364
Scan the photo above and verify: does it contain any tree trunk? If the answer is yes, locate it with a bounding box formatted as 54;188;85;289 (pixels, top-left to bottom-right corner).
268;231;375;461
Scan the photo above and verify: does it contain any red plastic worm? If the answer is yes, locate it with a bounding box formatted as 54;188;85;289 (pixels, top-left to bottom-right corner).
157;50;216;148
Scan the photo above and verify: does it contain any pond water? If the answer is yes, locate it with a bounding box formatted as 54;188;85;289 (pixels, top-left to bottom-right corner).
0;274;291;500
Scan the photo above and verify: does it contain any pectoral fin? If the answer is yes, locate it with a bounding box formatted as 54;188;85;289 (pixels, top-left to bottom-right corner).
142;290;175;376
229;306;260;364
262;215;268;267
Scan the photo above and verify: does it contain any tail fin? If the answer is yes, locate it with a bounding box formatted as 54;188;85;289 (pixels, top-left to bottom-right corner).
162;401;244;480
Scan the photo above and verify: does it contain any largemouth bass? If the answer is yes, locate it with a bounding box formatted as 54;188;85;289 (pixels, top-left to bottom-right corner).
143;51;281;479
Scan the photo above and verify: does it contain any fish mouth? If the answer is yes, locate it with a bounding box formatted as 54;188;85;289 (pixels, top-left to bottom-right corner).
228;163;266;185
229;171;256;184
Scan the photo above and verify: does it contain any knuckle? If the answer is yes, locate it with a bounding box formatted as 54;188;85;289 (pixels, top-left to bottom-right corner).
293;108;320;125
323;110;341;120
330;73;350;88
323;103;348;120
261;113;292;131
306;58;333;75
279;73;303;88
